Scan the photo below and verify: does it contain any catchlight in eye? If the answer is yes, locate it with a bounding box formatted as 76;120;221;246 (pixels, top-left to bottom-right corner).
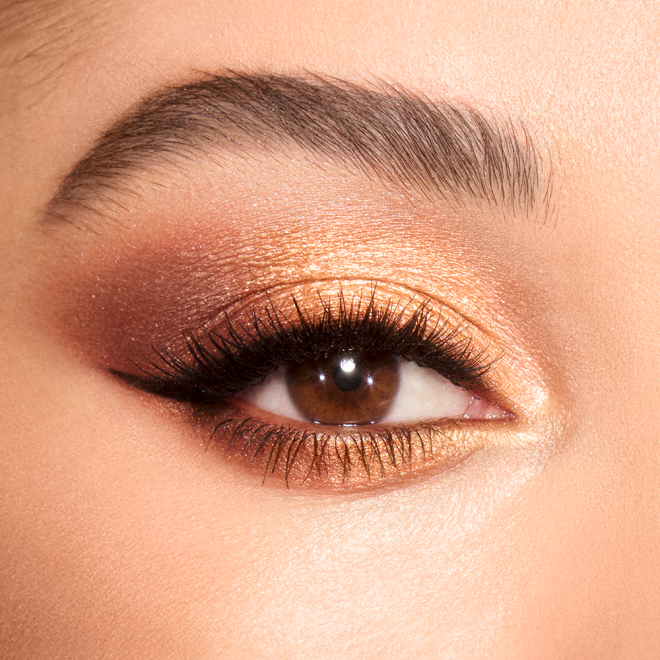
285;350;399;425
110;283;515;490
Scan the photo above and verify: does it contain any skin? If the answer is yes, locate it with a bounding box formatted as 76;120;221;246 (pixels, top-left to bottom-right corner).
1;0;660;657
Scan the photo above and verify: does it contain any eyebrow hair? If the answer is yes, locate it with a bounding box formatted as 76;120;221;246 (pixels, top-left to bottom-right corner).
46;73;552;222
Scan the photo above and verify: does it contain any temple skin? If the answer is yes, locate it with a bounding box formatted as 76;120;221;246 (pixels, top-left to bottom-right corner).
1;0;660;658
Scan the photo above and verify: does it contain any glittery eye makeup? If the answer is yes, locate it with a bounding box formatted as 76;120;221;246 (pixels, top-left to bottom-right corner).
105;281;518;491
38;167;554;492
36;74;558;494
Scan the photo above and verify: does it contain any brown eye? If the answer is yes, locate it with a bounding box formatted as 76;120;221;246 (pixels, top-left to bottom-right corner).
285;351;399;425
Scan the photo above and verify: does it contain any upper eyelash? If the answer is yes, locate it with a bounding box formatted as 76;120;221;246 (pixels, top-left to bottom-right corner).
111;289;494;404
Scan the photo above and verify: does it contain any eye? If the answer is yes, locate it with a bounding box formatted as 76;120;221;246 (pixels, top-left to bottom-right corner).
240;351;506;425
112;283;514;491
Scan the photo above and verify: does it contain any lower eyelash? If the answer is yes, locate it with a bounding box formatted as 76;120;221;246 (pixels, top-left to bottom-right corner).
110;284;502;489
195;404;475;489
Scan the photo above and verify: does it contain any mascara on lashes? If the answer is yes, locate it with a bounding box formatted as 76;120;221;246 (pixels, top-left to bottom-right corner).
112;291;493;403
110;289;502;488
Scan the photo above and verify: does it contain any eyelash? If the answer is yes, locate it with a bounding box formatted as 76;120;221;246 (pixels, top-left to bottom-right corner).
112;289;497;488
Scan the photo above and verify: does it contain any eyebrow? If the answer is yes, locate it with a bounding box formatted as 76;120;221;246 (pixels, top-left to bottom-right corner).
46;73;553;222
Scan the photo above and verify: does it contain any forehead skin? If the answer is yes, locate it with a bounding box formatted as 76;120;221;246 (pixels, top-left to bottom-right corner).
1;1;660;658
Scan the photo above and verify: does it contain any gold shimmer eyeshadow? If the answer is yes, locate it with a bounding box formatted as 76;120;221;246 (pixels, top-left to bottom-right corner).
100;278;522;491
33;217;557;492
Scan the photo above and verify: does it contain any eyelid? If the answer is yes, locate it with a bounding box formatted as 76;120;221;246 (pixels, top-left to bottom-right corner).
110;280;518;491
116;281;498;402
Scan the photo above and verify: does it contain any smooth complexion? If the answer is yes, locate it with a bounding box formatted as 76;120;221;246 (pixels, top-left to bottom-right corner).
1;0;660;658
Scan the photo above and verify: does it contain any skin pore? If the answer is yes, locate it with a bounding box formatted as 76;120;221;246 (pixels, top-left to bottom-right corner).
1;0;660;658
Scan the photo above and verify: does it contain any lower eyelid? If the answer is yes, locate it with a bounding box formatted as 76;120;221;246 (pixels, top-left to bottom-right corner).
190;401;494;492
110;366;515;493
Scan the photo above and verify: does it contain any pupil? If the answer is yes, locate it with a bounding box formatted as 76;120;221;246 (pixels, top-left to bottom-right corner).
333;355;362;392
286;350;399;425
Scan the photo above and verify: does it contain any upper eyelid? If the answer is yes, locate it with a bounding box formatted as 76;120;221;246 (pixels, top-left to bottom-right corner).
111;284;497;404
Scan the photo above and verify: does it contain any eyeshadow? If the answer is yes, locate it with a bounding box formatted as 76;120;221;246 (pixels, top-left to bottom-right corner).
33;149;553;429
26;154;563;492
